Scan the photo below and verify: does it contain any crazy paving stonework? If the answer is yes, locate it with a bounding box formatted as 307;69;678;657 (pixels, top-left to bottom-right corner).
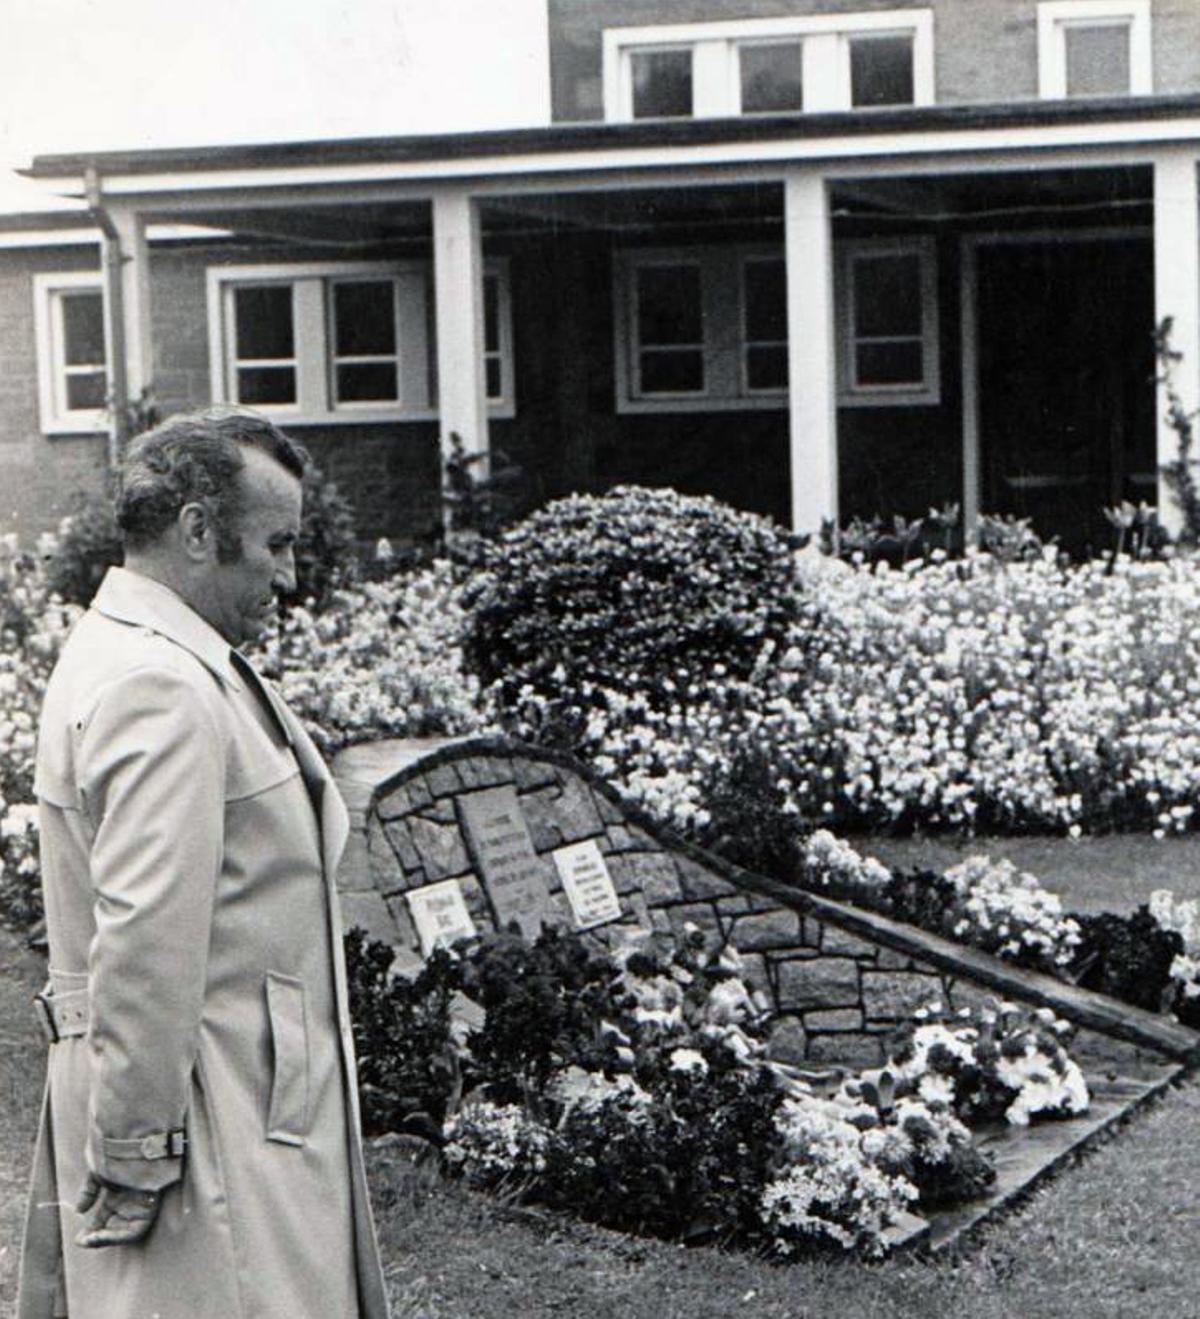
332;737;1199;1070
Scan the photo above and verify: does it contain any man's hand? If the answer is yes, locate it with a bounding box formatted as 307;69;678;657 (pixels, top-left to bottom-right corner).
75;1172;162;1248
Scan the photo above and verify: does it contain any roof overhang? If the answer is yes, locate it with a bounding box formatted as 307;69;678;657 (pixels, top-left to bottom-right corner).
20;95;1200;209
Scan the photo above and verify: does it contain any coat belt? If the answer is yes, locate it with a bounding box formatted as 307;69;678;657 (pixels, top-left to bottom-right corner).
33;984;88;1044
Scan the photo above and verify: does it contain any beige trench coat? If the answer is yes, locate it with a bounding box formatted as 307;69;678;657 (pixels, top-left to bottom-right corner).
18;567;390;1319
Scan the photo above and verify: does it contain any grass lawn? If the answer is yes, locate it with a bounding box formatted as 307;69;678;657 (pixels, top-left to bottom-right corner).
857;832;1200;915
3;836;1200;1317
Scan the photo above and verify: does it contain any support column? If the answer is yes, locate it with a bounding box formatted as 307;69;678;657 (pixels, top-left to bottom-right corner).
783;170;838;537
110;208;153;410
1153;150;1200;534
432;188;489;505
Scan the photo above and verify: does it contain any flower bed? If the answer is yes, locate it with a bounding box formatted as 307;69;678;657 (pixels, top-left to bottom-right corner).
347;922;1098;1257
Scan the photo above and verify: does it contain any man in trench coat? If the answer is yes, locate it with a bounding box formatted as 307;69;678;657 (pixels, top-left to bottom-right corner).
18;408;390;1318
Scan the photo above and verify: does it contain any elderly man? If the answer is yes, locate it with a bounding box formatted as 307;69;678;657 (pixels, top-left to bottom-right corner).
19;409;390;1318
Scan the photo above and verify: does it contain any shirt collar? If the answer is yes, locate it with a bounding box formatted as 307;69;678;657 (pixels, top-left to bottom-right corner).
91;566;242;691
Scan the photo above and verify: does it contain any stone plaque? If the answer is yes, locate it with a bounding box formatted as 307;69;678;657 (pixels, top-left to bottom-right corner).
457;785;553;939
552;839;622;930
407;879;477;956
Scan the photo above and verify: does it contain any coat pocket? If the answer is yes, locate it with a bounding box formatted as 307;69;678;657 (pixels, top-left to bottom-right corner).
264;972;310;1146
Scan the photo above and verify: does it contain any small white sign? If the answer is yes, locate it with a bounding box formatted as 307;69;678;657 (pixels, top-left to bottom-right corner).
407;879;477;956
552;840;622;930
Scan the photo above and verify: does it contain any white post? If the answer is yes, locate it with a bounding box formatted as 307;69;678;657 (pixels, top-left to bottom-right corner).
432;189;489;498
783;170;838;538
1153;150;1200;535
959;237;981;542
110;207;153;410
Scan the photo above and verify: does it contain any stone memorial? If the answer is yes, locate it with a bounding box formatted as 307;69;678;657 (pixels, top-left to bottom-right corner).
456;784;554;940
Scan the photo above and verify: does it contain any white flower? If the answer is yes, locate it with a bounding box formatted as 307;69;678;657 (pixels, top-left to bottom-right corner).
668;1047;708;1076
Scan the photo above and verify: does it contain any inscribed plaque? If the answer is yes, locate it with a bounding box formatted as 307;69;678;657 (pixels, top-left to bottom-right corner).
407;879;477;956
457;785;553;939
552;839;622;930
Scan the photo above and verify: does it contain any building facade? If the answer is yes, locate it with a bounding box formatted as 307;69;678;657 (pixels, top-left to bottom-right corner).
4;0;1200;552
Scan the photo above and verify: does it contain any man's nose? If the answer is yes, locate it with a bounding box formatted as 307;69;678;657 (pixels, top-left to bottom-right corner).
274;549;297;593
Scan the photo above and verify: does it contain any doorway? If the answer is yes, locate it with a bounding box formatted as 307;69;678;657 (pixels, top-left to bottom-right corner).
969;233;1155;557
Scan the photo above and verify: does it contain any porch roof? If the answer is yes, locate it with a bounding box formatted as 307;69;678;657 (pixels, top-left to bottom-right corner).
21;94;1200;197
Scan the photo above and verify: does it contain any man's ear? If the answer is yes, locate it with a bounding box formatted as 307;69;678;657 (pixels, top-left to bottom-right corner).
178;502;215;562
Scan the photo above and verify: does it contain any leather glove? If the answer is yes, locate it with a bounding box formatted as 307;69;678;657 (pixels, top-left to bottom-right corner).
75;1171;162;1248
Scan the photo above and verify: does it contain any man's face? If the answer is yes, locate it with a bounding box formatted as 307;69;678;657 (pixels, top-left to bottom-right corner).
196;446;302;647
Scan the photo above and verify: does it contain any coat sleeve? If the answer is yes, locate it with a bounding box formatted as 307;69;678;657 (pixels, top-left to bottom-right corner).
77;661;225;1192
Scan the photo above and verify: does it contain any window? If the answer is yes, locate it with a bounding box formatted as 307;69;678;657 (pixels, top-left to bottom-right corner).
1037;1;1152;98
838;238;939;405
603;10;933;121
630;47;693;118
616;247;786;412
742;257;788;393
33;272;109;434
207;260;514;423
738;42;804;113
848;34;916;107
616;241;939;413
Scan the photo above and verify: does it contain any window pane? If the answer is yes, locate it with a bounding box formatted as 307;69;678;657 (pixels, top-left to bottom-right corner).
334;281;395;356
856;340;923;386
484;274;500;353
237;365;296;405
640;349;704;393
337;362;398;403
849;34;915;107
485;357;502;400
739;42;803;112
61;293;105;366
631;48;693;118
66;371;107;410
637;265;702;346
854;254;922;337
235;286;294;359
1064;23;1130;96
746;345;788;391
744;259;787;341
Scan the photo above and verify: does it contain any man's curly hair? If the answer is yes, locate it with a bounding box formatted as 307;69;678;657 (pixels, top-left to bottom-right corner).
117;407;306;560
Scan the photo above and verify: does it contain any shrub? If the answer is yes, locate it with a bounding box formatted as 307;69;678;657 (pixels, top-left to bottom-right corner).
462;485;803;729
1070;906;1182;1013
41;493;123;607
343;928;467;1139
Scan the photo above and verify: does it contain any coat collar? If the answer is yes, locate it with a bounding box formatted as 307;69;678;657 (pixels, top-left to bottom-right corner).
91;566;242;691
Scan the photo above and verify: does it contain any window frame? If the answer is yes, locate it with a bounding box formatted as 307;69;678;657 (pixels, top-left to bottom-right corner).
602;9;934;121
836;237;940;408
1036;0;1152;99
206;258;515;424
33;271;110;435
614;245;787;414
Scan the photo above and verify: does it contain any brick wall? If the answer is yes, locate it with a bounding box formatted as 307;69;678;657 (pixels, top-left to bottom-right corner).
547;0;1200;121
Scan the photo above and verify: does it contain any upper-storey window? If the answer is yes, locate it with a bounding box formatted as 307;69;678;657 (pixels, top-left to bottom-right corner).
33;272;109;434
603;10;934;121
1037;0;1152;98
207;260;514;423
